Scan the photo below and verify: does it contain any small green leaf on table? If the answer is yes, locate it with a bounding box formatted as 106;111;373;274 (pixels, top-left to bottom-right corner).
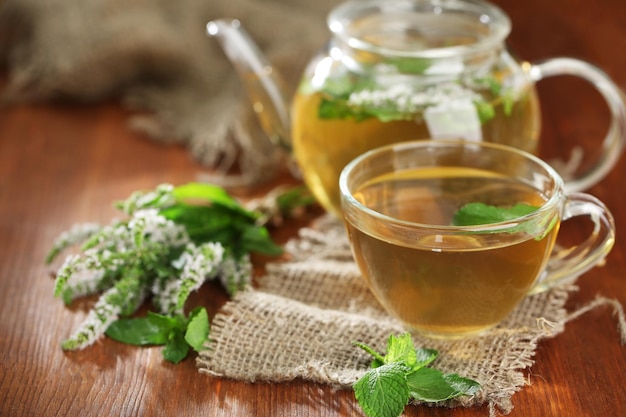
353;333;481;417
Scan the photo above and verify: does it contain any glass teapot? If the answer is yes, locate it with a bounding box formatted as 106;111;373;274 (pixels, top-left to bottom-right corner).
208;0;626;216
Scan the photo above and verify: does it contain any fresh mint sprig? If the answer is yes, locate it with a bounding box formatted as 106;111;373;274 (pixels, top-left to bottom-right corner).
353;333;480;417
46;182;303;359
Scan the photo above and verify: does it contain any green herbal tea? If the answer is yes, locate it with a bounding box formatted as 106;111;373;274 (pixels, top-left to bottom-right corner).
345;167;559;338
292;77;540;216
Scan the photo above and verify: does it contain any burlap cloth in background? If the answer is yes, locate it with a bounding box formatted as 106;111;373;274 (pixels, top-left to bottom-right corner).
197;215;626;416
0;0;340;185
0;0;583;185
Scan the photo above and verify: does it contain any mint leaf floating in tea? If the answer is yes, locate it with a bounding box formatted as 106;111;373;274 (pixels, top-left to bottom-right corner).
451;202;559;240
474;100;496;124
353;333;480;417
46;182;298;361
452;202;540;226
315;72;517;125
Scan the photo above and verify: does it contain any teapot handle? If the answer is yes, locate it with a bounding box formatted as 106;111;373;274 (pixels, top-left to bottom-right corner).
528;58;626;192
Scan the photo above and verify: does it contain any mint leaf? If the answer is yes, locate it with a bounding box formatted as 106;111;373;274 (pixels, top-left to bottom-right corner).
275;185;316;213
184;307;209;351
486;77;502;96
443;374;482;397
452;202;539;226
163;330;190;364
475;101;495;124
414;348;438;368
384;333;417;367
407;367;472;402
173;183;249;216
159;203;282;258
319;75;358;97
320;97;415;122
388;57;431;74
353;362;410;417
361;104;415;123
238;224;283;256
105;312;178;346
503;91;515;116
318;97;373;121
452;202;558;240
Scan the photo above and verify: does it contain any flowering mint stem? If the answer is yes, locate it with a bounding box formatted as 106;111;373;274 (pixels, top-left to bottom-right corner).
49;182;284;352
61;266;146;350
152;242;225;316
219;253;253;296
46;223;101;265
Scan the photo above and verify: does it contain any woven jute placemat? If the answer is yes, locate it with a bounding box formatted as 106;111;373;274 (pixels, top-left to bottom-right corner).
197;215;625;415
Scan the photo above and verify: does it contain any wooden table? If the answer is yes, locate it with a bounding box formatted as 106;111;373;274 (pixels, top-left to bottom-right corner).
1;0;625;415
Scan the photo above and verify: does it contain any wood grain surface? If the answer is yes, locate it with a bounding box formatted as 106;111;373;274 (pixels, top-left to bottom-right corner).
1;0;625;416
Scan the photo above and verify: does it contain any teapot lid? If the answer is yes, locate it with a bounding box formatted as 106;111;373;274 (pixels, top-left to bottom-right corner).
328;0;511;59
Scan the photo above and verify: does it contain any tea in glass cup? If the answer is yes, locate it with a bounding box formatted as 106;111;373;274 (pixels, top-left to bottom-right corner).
339;140;615;338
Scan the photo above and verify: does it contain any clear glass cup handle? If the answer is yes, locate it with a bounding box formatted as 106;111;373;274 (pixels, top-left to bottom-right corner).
528;58;626;192
531;192;616;294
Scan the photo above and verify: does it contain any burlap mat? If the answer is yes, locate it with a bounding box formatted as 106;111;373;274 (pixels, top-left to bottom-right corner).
197;215;626;415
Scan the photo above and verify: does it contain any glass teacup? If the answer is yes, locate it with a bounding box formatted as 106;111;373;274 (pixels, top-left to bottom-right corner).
339;140;616;338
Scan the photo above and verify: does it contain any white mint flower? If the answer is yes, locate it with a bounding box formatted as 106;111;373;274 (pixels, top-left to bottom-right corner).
118;183;175;215
62;298;123;350
347;82;481;115
63;266;106;301
46;222;101;263
153;242;225;315
128;209;188;248
219;253;253;296
60;270;149;350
